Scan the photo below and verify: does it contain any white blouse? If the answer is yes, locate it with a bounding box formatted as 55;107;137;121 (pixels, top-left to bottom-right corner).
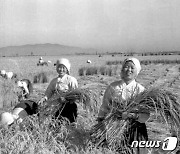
45;74;78;99
98;79;145;118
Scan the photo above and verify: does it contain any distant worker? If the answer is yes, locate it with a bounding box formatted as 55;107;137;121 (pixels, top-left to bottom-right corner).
0;70;17;79
0;100;38;128
39;57;44;64
0;70;6;78
87;60;92;64
5;72;14;79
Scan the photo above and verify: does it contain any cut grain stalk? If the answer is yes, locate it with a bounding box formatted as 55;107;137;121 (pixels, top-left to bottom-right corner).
38;88;91;121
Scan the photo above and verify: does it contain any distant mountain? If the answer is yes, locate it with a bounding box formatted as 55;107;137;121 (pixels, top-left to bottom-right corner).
0;43;96;57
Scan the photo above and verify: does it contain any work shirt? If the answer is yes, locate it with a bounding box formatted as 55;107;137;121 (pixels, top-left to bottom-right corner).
45;74;78;99
14;100;38;115
98;79;145;119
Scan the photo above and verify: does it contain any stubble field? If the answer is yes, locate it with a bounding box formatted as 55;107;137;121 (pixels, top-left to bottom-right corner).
0;54;180;153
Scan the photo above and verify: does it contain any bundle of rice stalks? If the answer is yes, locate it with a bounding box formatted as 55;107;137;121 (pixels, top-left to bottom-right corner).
38;88;92;121
64;89;91;106
128;88;180;129
89;87;180;152
33;72;48;83
89;113;132;153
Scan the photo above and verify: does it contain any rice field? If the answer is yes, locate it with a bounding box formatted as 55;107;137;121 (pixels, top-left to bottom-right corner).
1;54;180;78
0;54;180;153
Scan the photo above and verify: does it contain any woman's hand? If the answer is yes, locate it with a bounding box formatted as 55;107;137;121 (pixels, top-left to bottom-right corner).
122;111;138;120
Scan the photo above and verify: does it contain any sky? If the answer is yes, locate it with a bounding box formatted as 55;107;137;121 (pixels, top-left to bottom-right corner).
0;0;180;52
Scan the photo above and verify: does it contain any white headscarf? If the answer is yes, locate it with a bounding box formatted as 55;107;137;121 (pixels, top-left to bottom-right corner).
56;58;71;74
0;112;17;126
122;57;141;75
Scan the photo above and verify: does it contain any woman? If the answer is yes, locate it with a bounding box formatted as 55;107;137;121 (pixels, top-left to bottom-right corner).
39;57;44;64
39;58;78;123
0;79;38;127
97;57;150;154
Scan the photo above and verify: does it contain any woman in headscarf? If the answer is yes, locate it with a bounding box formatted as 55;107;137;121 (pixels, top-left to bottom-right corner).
39;58;78;123
97;57;150;154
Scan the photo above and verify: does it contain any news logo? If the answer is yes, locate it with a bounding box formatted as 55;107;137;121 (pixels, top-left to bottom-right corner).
131;137;178;151
162;137;178;151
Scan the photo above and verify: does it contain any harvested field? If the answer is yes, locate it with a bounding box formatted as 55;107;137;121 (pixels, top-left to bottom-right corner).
0;54;180;153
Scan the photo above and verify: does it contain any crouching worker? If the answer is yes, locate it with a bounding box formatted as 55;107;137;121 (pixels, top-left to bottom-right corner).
0;100;38;127
0;79;38;127
38;58;78;124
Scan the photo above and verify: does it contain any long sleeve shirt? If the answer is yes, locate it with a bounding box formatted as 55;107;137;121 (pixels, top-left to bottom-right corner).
45;74;78;99
98;79;146;120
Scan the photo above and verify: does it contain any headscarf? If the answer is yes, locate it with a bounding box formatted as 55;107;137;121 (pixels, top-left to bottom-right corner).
0;112;17;126
121;57;141;75
56;58;71;74
0;70;6;75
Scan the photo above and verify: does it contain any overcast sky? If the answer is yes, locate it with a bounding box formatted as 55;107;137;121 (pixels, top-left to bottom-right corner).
0;0;180;52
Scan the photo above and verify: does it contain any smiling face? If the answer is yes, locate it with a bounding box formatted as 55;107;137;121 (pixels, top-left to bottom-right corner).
121;61;138;83
56;64;68;77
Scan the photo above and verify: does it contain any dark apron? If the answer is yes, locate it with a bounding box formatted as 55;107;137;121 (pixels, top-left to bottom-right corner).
123;120;148;154
54;101;78;123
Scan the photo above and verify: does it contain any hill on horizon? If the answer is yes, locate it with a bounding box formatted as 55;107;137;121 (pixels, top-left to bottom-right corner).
0;43;96;57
